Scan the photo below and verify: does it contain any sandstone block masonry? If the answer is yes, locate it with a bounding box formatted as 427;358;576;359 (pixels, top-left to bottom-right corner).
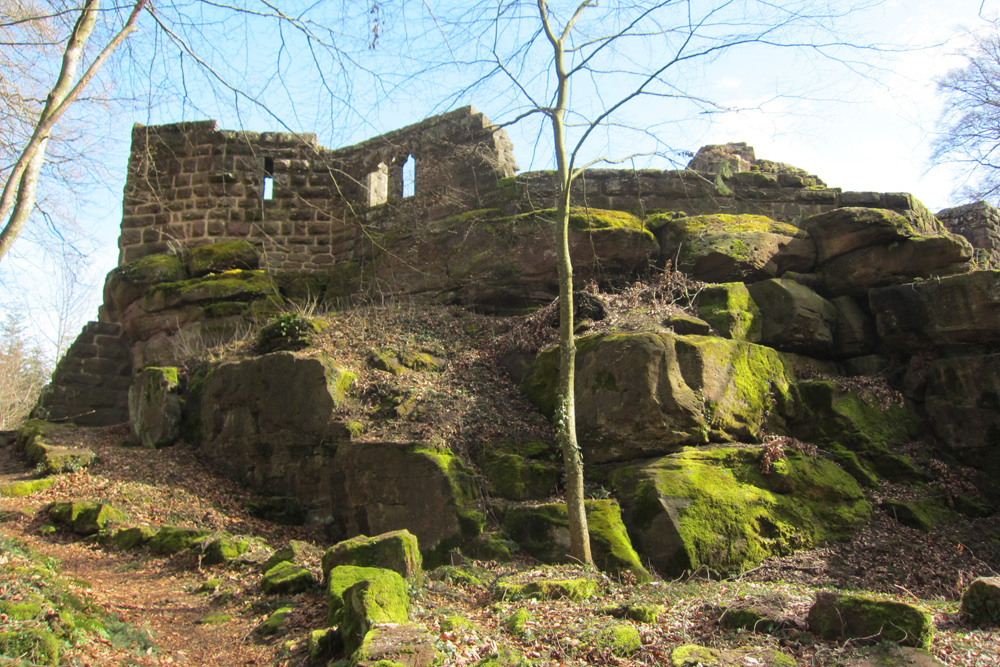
119;106;518;268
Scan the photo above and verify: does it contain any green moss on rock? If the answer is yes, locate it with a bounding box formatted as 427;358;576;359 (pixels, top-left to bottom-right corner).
0;628;60;665
594;622;641;657
148;526;212;555
257;314;324;353
496;578;598;602
321;529;422;582
261;561;317;594
961;577;1000;626
808;591;933;648
48;502;128;536
186;240;259;276
113;526;157;551
339;568;410;655
0;477;56;498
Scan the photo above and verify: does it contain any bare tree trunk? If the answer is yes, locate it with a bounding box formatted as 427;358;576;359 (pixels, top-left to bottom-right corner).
540;0;593;567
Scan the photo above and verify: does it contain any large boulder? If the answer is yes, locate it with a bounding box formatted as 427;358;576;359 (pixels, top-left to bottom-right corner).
808;591;933;648
327;443;483;564
321;530;422;582
869;271;1000;351
190;352;355;521
747;278;838;355
924;353;1000;456
692;282;762;342
609;447;870;576
961;577;1000;626
128;366;181;448
830;296;876;358
652;213;815;282
802;207;971;296
369;207;657;311
521;332;795;463
500;500;651;582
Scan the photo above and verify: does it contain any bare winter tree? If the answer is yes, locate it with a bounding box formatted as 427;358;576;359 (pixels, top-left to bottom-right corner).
932;18;1000;204
424;0;883;564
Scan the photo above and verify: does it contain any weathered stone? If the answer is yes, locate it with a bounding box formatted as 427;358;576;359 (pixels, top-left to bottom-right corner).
831;296;876;358
261;561;317;594
47;502;128;535
850;645;947;667
475;440;560;501
327;443;482;564
718;591;801;633
113;526;157;550
670;644;796;667
746;278;838;355
191;352;355;522
802;207;948;264
104;253;188;316
819;234;971;296
148;526;212;555
321;530;422;582
925;353;1000;456
338;568;410;655
662;312;712;335
692;282;761;341
807;591;933;648
961;577;1000;626
495;577;598;602
351;624;437;667
16;421;97;475
870;271;1000;351
653;213;815;282
129;367;181;448
609;447;870;576
501;500;651;582
0;477;55;498
262;540;321;572
521;332;795;463
185;240;259;276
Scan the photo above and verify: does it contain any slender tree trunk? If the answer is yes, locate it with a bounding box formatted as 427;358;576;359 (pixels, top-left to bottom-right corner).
540;0;592;566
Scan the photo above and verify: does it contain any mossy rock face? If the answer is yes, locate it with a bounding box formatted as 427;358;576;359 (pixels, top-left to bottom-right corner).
746;278;838;356
0;477;56;498
495;578;598;602
261;561;317;594
609;447;870;576
142;269;276;312
257;606;294;636
791;379;923;482
802;207;947;264
339;568;410;656
881;498;949;532
321;529;422;582
807;591;933;648
521;332;795;463
475;441;560;501
651;213;815;282
350;623;437;667
148;526;212;555
961;577;1000;626
129;366;182;449
501;500;651;583
327;565;397;627
199;535;253;565
693;283;761;342
105;253;188;313
113;525;157;551
257;314;324;353
0;628;60;665
186;240;259;277
48;502;128;536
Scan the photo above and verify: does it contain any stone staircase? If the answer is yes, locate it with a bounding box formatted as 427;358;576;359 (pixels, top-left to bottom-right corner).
34;321;132;426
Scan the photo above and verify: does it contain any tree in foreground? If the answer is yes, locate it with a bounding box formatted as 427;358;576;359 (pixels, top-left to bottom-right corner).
429;0;882;565
932;18;1000;204
0;314;50;429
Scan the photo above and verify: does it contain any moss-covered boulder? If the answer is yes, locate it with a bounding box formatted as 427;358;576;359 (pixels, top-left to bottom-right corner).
257;606;294;636
807;591;933;648
129;366;181;448
500;500;651;582
350;624;437;667
17;420;96;475
746;278;838;355
368;348;443;375
870;271;1000;351
261;561;317;594
609;447;870;576
322;530;422;583
0;477;55;498
495;577;598;602
591;622;641;657
262;539;322;572
881;498;949;532
338;568;410;655
48;502;128;536
113;525;157;550
692;283;761;342
670;644;795;667
791;379;922;482
327;443;484;566
148;526;212;555
475;441;560;501
961;577;1000;626
198;535;254;565
185;240;259;277
327;566;396;626
652;213;815;282
803;206;947;263
103;252;188;317
521;332;795;463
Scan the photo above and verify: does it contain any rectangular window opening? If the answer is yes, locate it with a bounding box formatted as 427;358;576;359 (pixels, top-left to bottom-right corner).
402;155;415;199
263;157;275;200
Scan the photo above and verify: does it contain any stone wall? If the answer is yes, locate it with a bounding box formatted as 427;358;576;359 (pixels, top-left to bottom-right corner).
119;107;518;268
938;201;1000;261
515;169;925;226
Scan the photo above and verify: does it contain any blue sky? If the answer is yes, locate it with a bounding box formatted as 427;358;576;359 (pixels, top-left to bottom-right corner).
1;0;995;359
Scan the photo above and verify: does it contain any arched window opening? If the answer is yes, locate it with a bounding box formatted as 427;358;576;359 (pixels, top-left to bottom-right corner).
366;162;389;206
402;155;415;199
